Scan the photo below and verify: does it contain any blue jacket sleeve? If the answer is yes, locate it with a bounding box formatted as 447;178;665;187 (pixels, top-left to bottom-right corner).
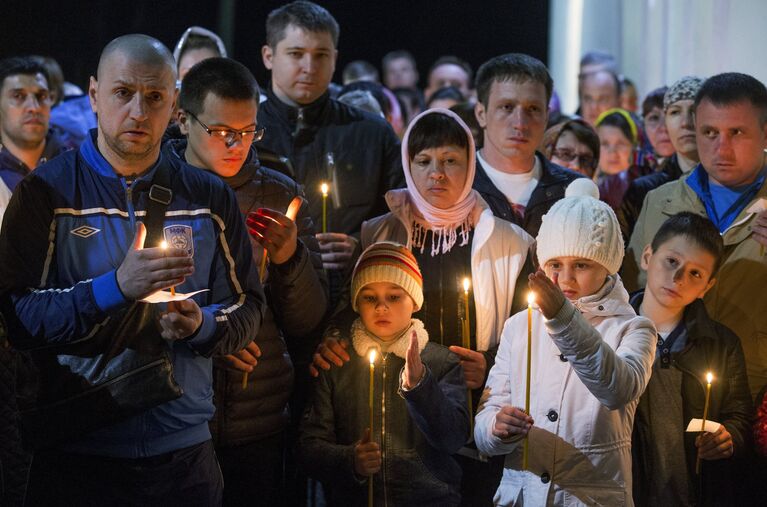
399;350;470;453
0;174;120;350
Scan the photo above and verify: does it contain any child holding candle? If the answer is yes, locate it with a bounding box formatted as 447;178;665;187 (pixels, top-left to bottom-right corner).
630;212;752;506
475;179;657;506
299;242;469;506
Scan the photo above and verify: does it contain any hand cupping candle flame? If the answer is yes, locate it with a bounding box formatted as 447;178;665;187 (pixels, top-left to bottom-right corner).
243;195;303;390
139;239;208;304
255;196;303;281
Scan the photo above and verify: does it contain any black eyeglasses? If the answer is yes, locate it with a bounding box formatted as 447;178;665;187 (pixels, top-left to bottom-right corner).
187;111;265;145
551;148;597;169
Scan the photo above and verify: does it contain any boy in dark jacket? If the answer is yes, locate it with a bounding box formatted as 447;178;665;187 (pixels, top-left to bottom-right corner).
169;56;328;506
300;242;469;506
631;212;752;506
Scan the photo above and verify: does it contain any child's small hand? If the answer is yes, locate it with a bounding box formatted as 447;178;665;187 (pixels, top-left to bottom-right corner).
528;269;566;319
354;428;381;477
696;424;734;460
447;346;487;390
493;406;534;440
402;331;424;390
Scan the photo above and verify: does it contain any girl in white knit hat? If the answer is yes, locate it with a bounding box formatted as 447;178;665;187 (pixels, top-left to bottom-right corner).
475;179;657;506
300;241;469;506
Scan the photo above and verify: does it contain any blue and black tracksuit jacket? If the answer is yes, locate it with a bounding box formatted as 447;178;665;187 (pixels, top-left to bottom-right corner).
0;132;265;457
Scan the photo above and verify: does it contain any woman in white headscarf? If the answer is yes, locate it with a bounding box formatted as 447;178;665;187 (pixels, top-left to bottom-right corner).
358;108;534;367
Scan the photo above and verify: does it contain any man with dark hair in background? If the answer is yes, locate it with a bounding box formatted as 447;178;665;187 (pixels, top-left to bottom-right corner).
382;49;419;91
0;56;68;228
167;56;328;506
425;55;473;102
341;60;379;85
256;0;403;310
579;68;622;126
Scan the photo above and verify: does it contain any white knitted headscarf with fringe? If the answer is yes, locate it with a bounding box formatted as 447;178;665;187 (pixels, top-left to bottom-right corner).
401;108;478;256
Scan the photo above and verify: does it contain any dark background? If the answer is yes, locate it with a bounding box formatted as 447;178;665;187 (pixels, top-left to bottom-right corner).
1;0;548;91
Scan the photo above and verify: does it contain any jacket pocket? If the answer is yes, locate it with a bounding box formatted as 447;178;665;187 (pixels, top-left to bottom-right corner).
386;449;453;505
562;485;627;506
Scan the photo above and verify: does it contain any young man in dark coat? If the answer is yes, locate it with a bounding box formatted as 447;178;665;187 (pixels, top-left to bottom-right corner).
255;1;403;308
168;56;328;506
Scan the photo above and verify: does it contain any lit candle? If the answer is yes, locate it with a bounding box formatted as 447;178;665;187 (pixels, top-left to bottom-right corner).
160;241;175;296
251;197;305;387
258;248;268;283
320;182;329;234
696;372;714;474
462;278;471;349
368;348;376;507
461;278;473;434
523;292;535;470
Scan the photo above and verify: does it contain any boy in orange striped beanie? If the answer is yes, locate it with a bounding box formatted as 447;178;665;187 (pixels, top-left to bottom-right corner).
299;241;470;505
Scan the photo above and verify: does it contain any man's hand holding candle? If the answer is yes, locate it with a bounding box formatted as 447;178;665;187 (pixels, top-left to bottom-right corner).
247;208;298;266
117;222;195;301
219;341;263;373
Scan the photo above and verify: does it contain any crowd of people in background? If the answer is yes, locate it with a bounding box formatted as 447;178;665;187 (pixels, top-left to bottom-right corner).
1;1;767;506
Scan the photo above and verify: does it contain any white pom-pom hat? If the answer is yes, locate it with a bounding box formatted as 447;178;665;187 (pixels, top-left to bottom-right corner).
536;179;624;274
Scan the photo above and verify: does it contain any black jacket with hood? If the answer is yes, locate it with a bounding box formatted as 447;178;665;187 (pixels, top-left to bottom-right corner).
165;139;328;445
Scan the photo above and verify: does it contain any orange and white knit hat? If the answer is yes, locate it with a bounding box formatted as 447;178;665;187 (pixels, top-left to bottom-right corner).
351;242;424;311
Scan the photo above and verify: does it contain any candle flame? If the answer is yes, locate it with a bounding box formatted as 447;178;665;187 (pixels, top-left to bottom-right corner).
706;372;713;384
285;196;302;221
462;277;470;293
369;349;377;364
160;240;168;249
320;182;329;197
527;292;535;306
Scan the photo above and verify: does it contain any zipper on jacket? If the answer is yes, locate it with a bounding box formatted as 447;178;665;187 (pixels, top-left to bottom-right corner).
122;178;136;229
438;254;444;345
292;108;305;138
381;352;388;507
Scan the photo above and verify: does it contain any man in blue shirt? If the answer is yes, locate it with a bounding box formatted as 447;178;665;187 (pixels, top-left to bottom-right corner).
0;34;264;505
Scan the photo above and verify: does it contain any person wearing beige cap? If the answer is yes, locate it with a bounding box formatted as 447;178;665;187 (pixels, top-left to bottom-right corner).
299;241;469;506
618;75;706;240
475;179;657;506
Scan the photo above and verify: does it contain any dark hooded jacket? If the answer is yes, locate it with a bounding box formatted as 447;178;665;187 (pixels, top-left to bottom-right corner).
165;139;328;445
